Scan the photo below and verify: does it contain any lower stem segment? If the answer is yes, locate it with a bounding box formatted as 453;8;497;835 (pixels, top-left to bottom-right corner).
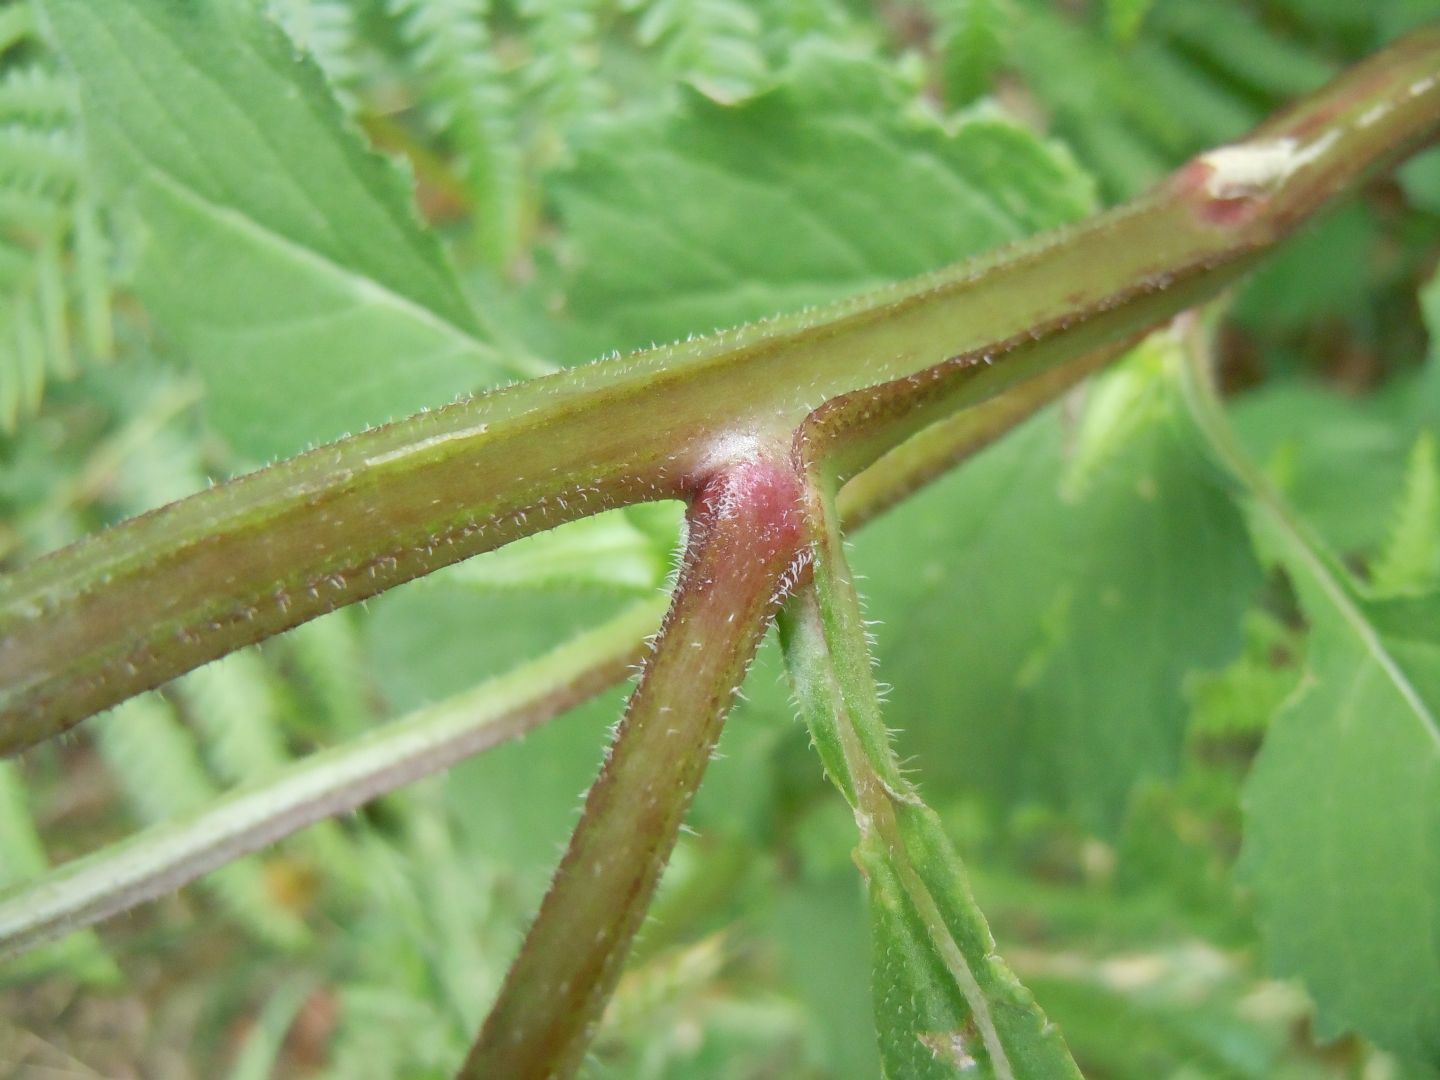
460;458;808;1079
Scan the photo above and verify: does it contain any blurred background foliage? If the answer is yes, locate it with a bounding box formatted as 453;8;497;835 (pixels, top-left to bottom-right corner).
1;0;1438;1076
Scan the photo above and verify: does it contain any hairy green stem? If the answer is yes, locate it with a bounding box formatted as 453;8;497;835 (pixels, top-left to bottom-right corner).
5;27;1437;753
778;472;1080;1077
461;457;809;1079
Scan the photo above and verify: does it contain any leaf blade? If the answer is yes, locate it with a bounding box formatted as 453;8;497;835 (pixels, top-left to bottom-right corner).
1178;317;1440;1064
42;0;542;460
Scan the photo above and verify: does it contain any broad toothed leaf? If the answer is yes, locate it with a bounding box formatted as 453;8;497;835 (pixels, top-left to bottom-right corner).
42;0;539;461
1181;332;1440;1065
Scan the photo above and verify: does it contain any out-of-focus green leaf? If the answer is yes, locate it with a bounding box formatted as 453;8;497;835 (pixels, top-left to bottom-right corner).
1184;610;1301;743
365;572;633;710
1230;373;1433;560
862;803;1083;1079
449;506;679;594
853;377;1258;836
1399;148;1440;215
1015;943;1318;1079
364;573;631;900
1418;267;1440;431
42;0;539;462
549;39;1095;359
1059;337;1169;500
1241;580;1440;1063
1181;330;1440;1066
1104;0;1153;42
768;856;882;1080
1233;204;1377;335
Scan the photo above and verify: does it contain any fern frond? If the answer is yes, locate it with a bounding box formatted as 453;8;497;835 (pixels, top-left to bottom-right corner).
515;0;604;135
181;648;367;890
180;651;293;783
0;61;74;123
0;124;80;197
0;760;119;986
92;695;311;950
71;189;110;359
624;0;770;105
283;609;376;740
387;0;522;268
0;10;117;431
925;0;1010;107
1370;431;1440;596
267;0;363;107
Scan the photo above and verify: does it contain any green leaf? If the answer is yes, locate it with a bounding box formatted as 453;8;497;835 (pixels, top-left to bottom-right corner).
1230;375;1431;558
1010;940;1318;1079
1059;336;1170;500
447;506;679;593
1104;0;1153;42
853;371;1258;835
365;570;638;900
863;803;1082;1080
768;808;882;1079
784;451;1080;1078
1232;203;1377;336
42;0;540;462
1398;147;1440;215
366;572;636;711
1419;264;1440;431
1179;329;1440;1065
1371;432;1440;596
1241;583;1440;1062
549;39;1095;360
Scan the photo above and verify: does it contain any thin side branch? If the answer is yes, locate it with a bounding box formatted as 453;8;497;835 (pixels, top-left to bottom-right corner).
0;598;664;960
